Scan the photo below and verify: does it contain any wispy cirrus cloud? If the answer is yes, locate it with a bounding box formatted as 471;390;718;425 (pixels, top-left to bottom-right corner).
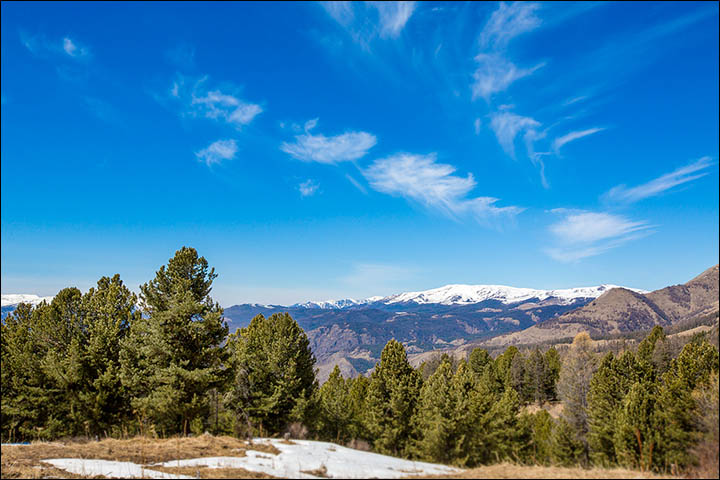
195;139;238;166
489;111;540;158
280;119;377;164
552;127;604;152
298;179;320;197
545;210;653;262
471;2;544;101
363;153;522;224
21;31;91;60
602;156;714;204
321;1;416;47
169;75;262;129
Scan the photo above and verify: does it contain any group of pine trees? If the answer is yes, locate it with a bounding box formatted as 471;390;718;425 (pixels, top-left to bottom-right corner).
1;247;718;475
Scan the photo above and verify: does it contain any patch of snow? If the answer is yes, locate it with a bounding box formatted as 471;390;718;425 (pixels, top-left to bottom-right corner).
43;459;194;479
157;438;461;479
1;294;54;307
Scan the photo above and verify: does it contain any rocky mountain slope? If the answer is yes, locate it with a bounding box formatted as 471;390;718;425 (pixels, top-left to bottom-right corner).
223;283;645;382
481;265;719;347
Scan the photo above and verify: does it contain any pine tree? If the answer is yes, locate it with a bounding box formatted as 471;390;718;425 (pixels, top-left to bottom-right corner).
1;302;60;441
120;247;229;436
527;410;554;466
449;360;493;467
543;347;561;401
413;357;455;463
524;348;547;404
587;350;642;466
552;416;584;466
653;340;719;471
613;381;659;471
346;375;370;441
485;387;527;462
468;348;492;376
226;312;317;435
365;339;422;457
317;365;352;442
79;275;138;435
495;346;519;390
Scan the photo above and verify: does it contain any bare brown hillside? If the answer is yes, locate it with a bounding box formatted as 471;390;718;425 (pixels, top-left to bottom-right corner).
481;265;719;347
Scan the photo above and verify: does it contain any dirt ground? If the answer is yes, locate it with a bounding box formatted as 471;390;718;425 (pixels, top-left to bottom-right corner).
0;434;278;479
412;462;678;479
1;435;683;479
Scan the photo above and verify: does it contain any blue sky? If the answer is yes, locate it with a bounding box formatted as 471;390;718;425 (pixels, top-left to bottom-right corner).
1;1;718;306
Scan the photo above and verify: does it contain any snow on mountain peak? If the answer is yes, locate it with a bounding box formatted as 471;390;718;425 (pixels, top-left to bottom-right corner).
381;283;647;306
1;294;54;307
285;284;647;309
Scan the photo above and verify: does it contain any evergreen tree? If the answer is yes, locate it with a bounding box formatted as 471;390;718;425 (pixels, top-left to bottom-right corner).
317;365;352;442
527;410;554;466
449;360;494;466
346;375;370;441
120;247;229;436
365;340;422;457
543;347;561;401
485;387;527;463
79;275;138;435
552;416;584;466
468;348;492;376
613;381;658;471
413;357;455;464
1;302;60;440
587;350;642;466
524;348;547;404
653;340;719;471
227;312;317;435
495;346;519;390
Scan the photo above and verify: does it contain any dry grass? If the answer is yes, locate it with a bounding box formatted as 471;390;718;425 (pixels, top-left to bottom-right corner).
1;434;280;479
148;465;276;478
410;462;678;479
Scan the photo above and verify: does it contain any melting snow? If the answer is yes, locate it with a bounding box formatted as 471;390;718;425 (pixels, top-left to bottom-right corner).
42;459;194;479
156;438;461;478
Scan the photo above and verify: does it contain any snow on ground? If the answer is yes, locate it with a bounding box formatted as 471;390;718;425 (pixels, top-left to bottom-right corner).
42;458;194;479
43;438;461;479
157;438;461;479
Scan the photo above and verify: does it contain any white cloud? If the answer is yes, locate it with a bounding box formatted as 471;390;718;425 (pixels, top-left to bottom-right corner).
321;1;416;47
21;32;90;60
195;139;238;166
472;54;544;101
602;156;714;204
298;179;320;197
479;1;542;50
280;119;376;164
474;118;482;135
363;153;522;223
552;127;604;152
171;75;262;129
370;1;417;38
545;210;652;262
471;2;543;101
489;111;540;158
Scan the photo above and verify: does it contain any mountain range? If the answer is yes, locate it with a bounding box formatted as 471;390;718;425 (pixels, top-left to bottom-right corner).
3;266;717;383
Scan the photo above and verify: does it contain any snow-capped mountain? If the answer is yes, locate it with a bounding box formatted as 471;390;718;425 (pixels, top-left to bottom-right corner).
1;294;54;308
292;284;647;310
380;284;648;306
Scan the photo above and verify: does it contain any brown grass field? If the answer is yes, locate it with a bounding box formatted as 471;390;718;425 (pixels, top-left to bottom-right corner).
0;435;684;479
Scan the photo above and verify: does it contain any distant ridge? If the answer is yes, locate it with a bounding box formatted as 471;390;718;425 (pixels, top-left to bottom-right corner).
483;265;719;347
